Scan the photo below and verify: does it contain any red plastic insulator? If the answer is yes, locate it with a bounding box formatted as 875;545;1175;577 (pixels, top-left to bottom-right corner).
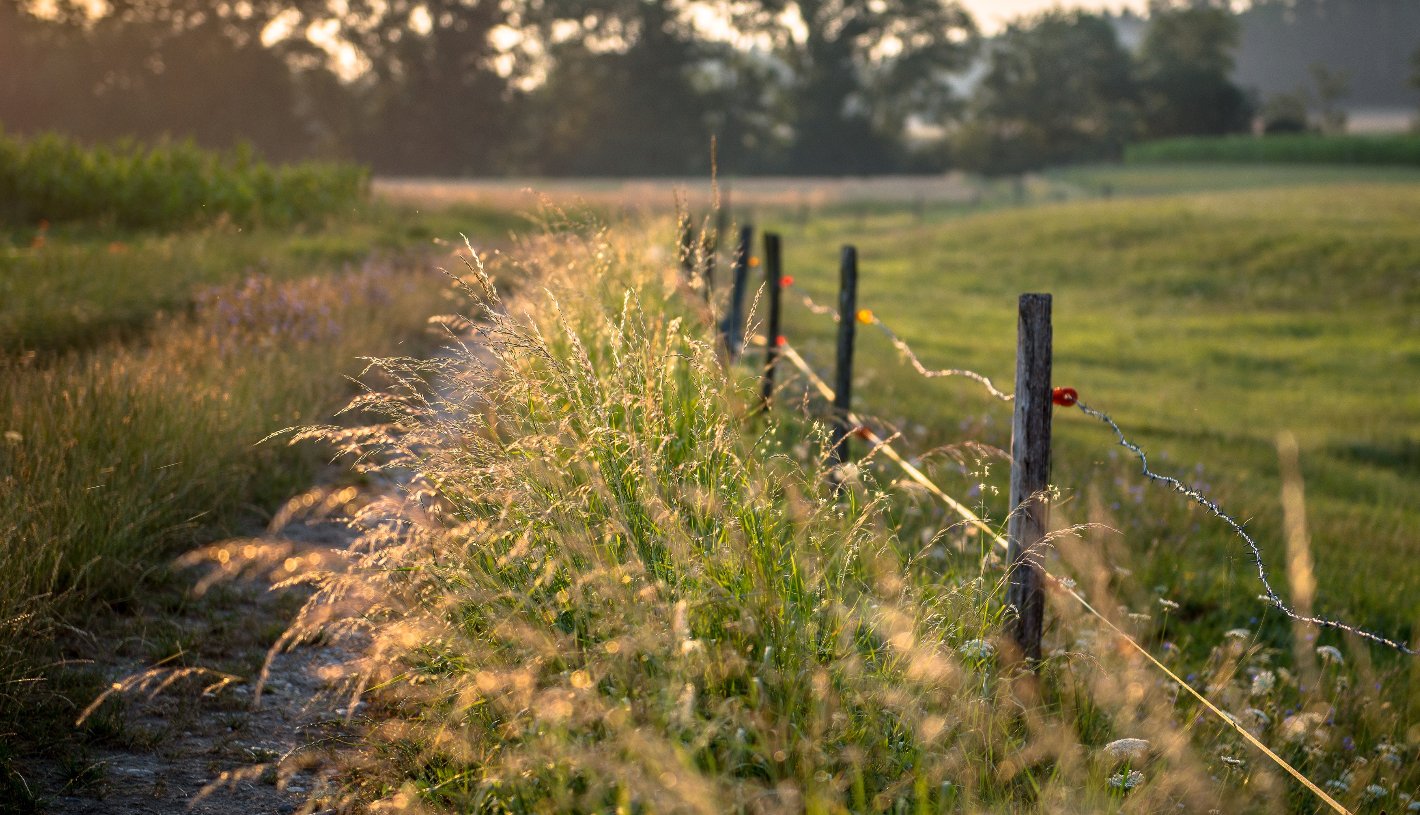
1052;387;1079;407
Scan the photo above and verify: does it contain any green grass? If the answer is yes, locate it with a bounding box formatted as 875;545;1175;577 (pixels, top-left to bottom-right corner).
0;202;528;355
1048;162;1420;198
0;200;531;806
759;184;1420;655
0;130;368;229
249;218;1419;813
1126;134;1420;167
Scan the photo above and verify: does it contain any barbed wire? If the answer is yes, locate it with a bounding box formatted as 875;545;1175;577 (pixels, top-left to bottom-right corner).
1075;400;1416;655
783;281;1015;402
771;338;1352;815
777;278;1416;656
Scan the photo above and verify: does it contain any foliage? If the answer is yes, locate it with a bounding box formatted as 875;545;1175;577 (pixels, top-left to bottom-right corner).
1125;133;1420;165
514;11;729;176
731;0;978;173
0;0;323;162
0;129;368;229
953;11;1137;175
1136;2;1252;139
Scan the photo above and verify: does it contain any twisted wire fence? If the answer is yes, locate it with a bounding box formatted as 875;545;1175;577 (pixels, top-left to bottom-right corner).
779;282;1416;656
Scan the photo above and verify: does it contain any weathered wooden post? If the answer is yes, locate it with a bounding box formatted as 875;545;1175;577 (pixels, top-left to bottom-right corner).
720;225;753;359
678;216;696;284
701;220;719;301
760;232;783;409
1007;293;1052;663
828;246;859;476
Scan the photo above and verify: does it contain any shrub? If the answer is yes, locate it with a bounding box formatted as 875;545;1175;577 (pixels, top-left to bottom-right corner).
1125;134;1420;166
0;129;368;229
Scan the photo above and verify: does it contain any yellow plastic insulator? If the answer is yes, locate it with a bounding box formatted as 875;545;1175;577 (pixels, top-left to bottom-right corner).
856;309;874;324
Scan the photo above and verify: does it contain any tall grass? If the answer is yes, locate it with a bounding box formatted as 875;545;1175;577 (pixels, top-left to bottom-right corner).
0;260;446;722
0;129;368;229
240;223;1419;812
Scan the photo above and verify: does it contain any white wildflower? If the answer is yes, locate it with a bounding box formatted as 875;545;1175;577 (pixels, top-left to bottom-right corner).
1243;708;1270;728
1107;770;1144;791
1219;755;1246;770
1224;628;1252;640
1407;801;1420;813
1157;598;1179;611
1281;712;1326;742
957;639;995;661
1325;779;1349;794
1250;670;1276;696
1103;738;1151;763
1316;645;1344;665
1363;785;1388;801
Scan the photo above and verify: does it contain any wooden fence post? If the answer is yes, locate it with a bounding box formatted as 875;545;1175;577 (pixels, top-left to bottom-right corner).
721;225;753;359
828;246;859;476
1007;293;1052;663
679;216;695;284
760;232;783;409
701;220;719;301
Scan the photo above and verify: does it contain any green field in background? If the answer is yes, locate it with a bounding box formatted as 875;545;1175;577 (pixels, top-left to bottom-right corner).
757;182;1420;650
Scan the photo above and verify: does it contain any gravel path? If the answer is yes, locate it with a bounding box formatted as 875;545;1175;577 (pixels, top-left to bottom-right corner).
27;518;361;814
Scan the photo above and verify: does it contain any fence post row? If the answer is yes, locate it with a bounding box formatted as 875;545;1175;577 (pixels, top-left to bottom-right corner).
1006;293;1053;663
720;225;753;360
760;232;783;409
828;245;859;479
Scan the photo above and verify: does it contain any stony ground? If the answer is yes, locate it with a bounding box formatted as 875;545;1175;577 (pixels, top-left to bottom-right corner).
22;518;361;815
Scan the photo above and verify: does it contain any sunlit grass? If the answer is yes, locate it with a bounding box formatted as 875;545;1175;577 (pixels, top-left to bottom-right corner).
0;202;527;354
244;218;1419;813
766;184;1420;650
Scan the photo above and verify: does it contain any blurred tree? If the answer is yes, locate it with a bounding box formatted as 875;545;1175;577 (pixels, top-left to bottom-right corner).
1137;0;1252;138
732;0;977;174
0;0;335;161
512;0;733;175
1260;90;1312;134
349;0;515;174
953;11;1137;175
1310;63;1350;134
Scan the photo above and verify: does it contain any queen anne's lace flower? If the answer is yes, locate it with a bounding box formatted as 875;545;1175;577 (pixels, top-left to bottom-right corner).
1316;645;1344;665
1103;738;1150;763
957;639;995;660
1107;770;1144;791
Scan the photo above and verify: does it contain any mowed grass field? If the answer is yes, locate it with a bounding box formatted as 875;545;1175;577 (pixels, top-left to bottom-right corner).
762;181;1420;652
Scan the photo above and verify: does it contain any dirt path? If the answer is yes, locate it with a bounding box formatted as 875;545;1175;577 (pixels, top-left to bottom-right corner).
25;518;360;814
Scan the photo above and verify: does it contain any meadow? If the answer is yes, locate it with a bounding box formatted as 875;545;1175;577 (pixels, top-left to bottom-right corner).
768;183;1420;648
245;178;1420;812
4;160;1419;812
0;188;526;803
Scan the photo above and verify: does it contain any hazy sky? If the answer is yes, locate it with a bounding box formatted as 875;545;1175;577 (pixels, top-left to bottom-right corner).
963;0;1149;33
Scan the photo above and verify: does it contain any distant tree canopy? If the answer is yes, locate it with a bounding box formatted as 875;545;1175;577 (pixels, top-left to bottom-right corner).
952;11;1137;175
1136;1;1252;139
1;0;1414;176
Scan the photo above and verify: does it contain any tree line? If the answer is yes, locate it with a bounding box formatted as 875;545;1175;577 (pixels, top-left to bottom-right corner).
1;0;1414;177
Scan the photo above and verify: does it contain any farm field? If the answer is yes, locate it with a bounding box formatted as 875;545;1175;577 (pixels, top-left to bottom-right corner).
762;182;1420;650
5;163;1420;812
